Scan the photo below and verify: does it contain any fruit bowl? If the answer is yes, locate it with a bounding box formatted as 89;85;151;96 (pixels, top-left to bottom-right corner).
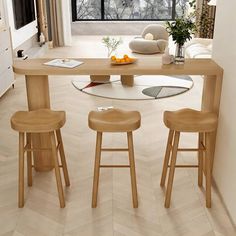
110;55;137;65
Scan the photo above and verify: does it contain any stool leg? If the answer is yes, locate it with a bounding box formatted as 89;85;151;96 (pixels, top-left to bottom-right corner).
56;130;70;187
205;132;212;208
160;130;174;187
19;132;25;208
165;131;180;208
49;131;65;208
198;133;204;187
92;132;102;208
26;133;33;187
127;132;138;208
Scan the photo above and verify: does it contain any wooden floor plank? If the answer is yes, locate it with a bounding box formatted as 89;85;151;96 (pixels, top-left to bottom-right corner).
0;36;235;235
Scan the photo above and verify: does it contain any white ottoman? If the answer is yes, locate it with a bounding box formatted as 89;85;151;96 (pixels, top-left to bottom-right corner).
129;24;169;54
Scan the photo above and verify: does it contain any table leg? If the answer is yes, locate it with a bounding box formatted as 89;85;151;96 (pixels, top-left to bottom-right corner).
201;74;223;171
120;75;134;87
90;75;110;82
25;75;54;172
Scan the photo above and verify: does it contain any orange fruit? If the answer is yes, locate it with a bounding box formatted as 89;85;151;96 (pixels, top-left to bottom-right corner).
111;56;116;61
125;58;130;62
123;54;129;59
121;59;125;63
129;58;134;62
116;59;121;63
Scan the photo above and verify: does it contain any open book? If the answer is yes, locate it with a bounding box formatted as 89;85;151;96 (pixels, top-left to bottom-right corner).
44;59;84;68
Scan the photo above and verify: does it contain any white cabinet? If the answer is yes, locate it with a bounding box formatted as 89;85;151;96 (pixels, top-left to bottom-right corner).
0;27;14;97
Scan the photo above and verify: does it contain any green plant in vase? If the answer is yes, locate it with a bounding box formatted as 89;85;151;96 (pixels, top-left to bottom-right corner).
166;15;197;64
102;36;123;58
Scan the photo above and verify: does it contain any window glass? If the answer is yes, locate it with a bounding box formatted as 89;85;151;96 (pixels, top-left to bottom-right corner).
76;0;101;20
104;0;173;20
73;0;189;21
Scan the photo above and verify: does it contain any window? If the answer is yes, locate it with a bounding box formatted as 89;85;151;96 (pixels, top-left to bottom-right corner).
72;0;190;21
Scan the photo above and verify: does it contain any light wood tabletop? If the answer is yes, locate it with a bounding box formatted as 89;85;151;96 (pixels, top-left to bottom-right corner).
13;58;223;76
13;58;223;172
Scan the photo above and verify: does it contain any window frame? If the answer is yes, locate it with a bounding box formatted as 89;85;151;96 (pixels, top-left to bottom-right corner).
71;0;177;22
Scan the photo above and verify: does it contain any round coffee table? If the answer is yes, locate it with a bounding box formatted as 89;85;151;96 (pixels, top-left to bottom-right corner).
72;75;193;100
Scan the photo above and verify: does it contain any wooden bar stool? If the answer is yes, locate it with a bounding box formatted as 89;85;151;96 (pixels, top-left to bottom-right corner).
11;109;70;208
88;108;141;208
160;108;218;208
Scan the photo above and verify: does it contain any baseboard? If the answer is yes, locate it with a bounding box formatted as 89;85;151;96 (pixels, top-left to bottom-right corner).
13;34;49;59
13;34;38;58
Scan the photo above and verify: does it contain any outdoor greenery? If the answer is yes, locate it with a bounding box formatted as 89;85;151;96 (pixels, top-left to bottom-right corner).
188;0;215;39
198;1;215;38
74;0;189;20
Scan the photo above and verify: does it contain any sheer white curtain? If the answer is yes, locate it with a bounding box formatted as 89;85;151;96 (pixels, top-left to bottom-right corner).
49;0;71;47
61;0;72;46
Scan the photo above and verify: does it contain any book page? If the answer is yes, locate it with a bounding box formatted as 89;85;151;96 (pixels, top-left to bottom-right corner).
44;59;84;68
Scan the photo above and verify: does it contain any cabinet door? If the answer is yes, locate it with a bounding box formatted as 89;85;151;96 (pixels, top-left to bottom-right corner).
4;66;14;88
0;47;12;75
0;70;6;96
0;67;14;97
0;28;14;97
0;29;11;54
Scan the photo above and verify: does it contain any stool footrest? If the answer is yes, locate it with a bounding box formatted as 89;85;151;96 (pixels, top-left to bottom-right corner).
31;164;63;168
100;165;130;168
168;164;199;168
101;148;129;152
25;147;51;152
24;143;61;152
177;148;205;152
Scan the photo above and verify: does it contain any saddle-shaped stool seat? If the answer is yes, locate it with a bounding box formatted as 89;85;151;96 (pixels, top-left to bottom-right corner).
160;108;218;208
11;109;70;208
88;108;141;208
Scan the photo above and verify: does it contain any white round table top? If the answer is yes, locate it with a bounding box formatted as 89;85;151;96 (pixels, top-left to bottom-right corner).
72;75;193;100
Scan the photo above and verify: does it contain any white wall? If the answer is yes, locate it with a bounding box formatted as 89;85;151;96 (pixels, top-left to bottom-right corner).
212;0;236;223
4;0;38;49
71;21;164;35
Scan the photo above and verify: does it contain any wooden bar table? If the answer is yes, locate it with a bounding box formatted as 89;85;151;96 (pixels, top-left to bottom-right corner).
13;58;223;172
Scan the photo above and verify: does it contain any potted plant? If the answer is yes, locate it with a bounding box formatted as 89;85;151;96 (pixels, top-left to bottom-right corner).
102;36;123;57
166;15;197;63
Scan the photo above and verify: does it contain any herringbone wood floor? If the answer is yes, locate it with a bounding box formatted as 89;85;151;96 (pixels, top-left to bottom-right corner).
0;36;235;236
